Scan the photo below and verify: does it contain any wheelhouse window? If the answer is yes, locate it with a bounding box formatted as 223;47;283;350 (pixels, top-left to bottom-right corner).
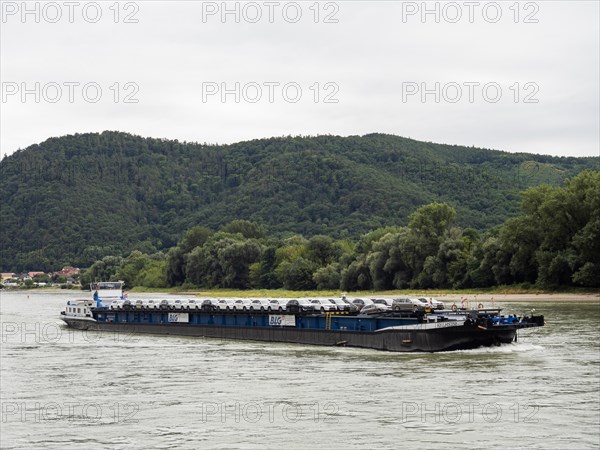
93;282;123;290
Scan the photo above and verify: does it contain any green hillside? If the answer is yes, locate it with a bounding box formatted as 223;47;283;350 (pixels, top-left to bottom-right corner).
1;131;597;271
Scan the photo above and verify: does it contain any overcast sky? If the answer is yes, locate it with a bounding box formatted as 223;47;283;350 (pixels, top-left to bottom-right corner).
1;1;599;158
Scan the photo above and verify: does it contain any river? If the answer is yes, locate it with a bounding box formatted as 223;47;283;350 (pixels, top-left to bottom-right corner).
1;290;599;449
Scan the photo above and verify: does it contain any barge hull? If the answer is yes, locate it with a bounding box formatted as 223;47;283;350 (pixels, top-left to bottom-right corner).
62;318;516;352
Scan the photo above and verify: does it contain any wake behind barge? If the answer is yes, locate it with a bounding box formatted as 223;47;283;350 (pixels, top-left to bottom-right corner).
61;286;544;353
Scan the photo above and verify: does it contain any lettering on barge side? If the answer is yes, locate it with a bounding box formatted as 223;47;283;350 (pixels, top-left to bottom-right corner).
168;313;189;323
268;315;296;327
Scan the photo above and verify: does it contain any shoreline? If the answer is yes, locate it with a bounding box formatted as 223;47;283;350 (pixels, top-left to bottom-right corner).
5;288;599;303
188;293;600;303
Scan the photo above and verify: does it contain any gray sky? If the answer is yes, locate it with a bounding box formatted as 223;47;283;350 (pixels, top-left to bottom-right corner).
1;1;599;158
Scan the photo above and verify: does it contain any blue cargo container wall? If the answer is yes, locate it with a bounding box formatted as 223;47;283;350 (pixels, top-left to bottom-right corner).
94;311;421;332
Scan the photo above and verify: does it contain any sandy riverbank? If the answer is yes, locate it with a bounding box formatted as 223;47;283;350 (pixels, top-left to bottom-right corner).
4;289;599;303
181;292;599;303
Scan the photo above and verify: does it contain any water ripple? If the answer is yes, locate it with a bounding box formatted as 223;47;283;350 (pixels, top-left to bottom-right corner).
1;293;599;449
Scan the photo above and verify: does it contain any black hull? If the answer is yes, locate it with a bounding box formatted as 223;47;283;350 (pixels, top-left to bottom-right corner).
62;318;517;352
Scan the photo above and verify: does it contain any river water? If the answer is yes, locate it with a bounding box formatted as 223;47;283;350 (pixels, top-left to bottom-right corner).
1;290;598;449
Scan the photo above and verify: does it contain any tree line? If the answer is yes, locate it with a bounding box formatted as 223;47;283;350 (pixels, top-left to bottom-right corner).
3;131;598;272
80;171;600;290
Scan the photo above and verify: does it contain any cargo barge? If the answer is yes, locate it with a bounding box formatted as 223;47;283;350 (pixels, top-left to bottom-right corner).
60;283;544;352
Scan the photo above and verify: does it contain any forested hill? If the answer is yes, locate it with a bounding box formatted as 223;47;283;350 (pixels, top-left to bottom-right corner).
1;131;598;271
